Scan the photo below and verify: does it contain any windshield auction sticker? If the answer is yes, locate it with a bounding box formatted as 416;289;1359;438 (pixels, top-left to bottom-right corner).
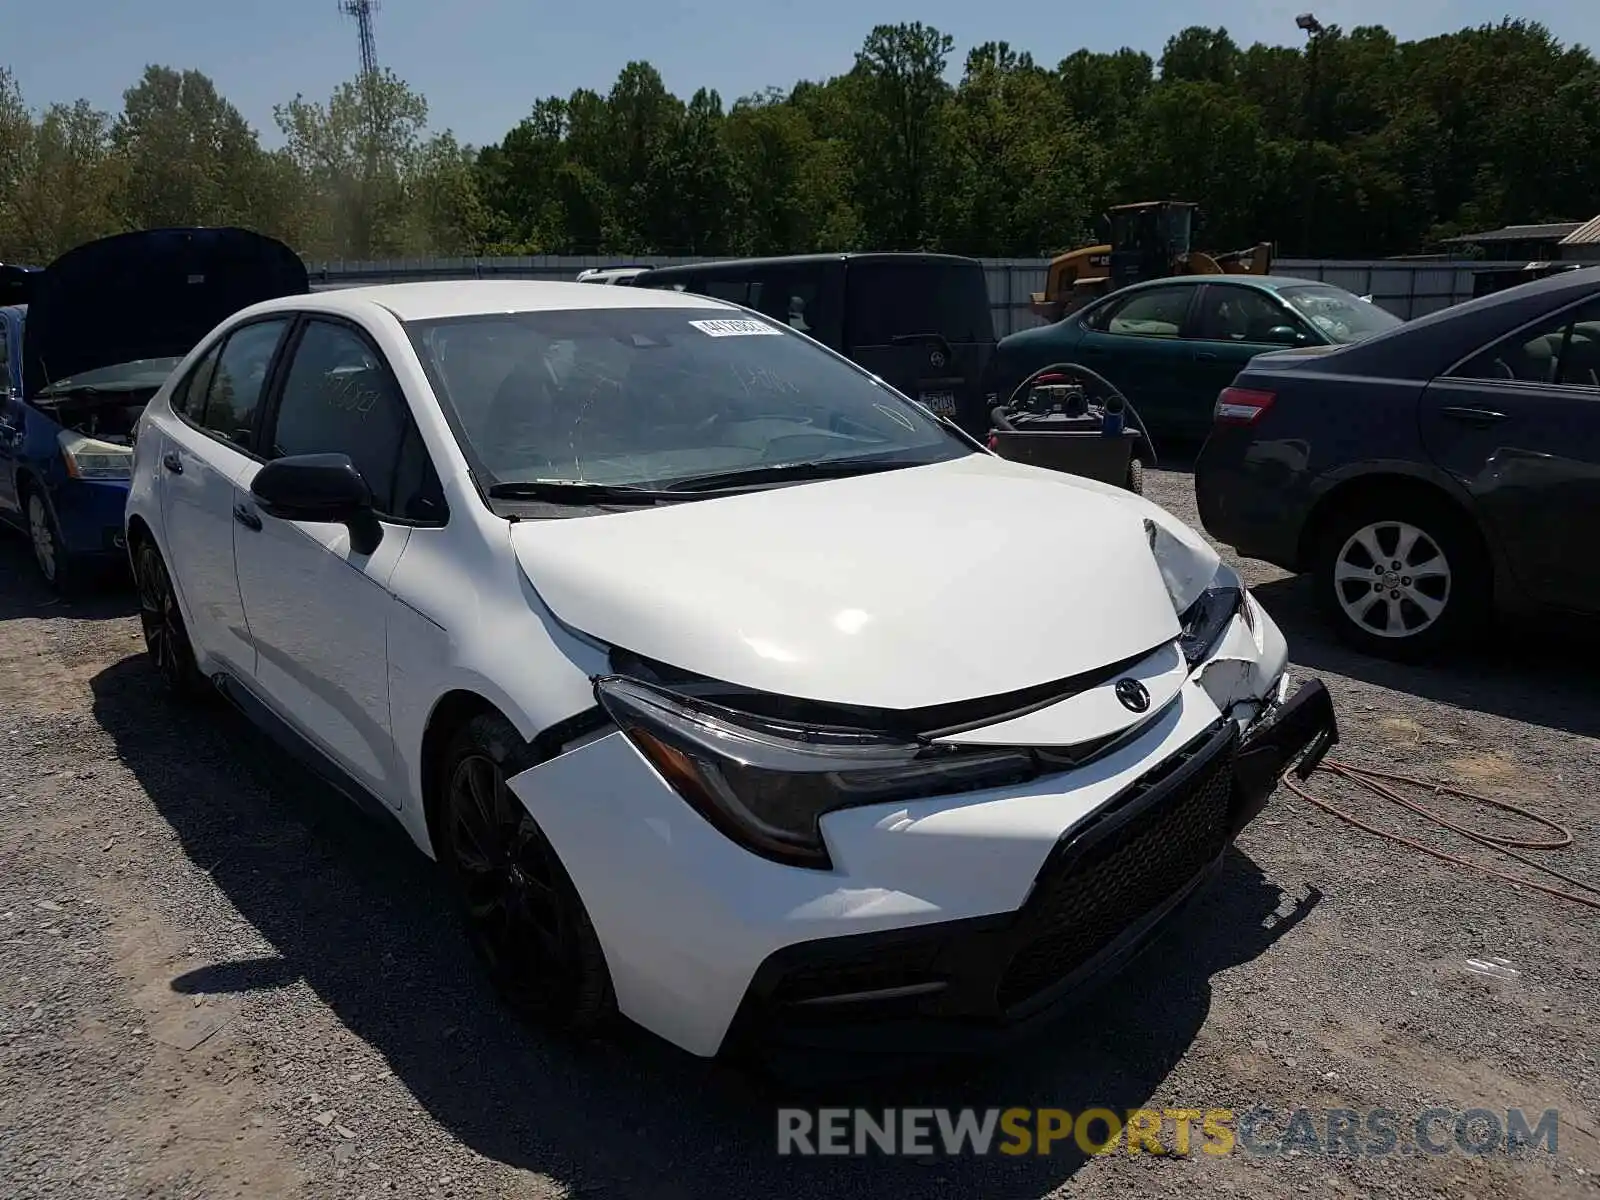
688;318;782;337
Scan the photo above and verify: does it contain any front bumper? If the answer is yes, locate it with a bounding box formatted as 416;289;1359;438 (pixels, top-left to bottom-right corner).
720;680;1338;1057
49;477;132;558
508;670;1337;1059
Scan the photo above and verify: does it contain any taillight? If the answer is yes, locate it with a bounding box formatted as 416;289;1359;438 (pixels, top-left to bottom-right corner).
987;433;999;450
1214;387;1276;425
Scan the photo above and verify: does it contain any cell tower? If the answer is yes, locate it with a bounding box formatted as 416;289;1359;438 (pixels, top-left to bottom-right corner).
340;0;380;79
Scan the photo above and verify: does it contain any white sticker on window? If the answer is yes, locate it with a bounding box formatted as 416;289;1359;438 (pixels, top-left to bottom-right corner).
688;318;782;338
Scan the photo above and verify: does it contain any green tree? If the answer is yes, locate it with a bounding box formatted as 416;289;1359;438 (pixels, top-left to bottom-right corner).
274;68;430;259
850;22;955;248
111;66;266;230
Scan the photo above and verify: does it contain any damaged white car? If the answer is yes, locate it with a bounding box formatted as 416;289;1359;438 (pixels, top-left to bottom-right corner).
124;280;1338;1060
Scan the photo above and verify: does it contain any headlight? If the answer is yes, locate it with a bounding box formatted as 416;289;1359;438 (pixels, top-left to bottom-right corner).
595;675;1038;869
1177;562;1252;668
58;430;133;480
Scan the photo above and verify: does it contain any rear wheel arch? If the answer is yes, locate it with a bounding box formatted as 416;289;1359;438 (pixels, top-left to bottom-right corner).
126;513;154;553
1296;472;1487;577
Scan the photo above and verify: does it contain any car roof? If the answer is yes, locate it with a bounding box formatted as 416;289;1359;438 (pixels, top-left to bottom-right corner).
1248;264;1600;382
639;252;983;276
1110;274;1332;294
255;279;742;323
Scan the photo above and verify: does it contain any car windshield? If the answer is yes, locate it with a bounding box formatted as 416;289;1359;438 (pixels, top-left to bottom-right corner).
404;306;973;489
35;356;185;396
1279;285;1402;344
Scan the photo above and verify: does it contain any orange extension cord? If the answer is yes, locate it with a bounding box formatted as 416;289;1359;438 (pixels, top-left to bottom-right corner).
1281;759;1600;911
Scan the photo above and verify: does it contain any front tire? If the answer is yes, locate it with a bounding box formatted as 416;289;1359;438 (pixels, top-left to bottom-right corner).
25;491;77;594
1125;456;1145;495
1314;491;1488;661
438;712;615;1035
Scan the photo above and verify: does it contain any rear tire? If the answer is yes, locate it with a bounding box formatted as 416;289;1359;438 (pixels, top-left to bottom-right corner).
437;712;615;1035
1313;490;1488;661
1125;457;1145;495
133;540;208;700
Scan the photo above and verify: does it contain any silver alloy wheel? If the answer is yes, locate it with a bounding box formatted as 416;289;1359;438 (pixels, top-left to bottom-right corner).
27;495;56;582
1333;519;1451;639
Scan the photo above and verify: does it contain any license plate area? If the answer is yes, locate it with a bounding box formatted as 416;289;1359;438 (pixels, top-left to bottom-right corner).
919;391;957;416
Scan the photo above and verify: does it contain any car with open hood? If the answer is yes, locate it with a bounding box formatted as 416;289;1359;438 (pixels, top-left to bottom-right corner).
0;227;307;589
125;279;1338;1062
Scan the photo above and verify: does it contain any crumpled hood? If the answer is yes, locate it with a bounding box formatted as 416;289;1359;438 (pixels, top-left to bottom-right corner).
23;227;308;397
510;454;1220;710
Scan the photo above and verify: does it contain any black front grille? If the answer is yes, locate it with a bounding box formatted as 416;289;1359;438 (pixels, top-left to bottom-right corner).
996;723;1236;1010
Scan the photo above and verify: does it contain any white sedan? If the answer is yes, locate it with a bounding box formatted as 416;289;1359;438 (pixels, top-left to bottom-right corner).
124;281;1338;1060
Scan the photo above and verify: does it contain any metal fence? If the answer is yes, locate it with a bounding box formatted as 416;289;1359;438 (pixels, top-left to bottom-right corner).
306;254;1530;336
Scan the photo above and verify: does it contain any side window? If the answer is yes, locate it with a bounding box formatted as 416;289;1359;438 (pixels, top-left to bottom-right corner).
196;320;289;449
1450;299;1600;386
700;279;750;304
1193;286;1306;343
1093;287;1193;339
267;319;445;522
749;273;824;337
170;341;222;417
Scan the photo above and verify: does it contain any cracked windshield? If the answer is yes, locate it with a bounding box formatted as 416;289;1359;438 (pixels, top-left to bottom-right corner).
405;307;968;488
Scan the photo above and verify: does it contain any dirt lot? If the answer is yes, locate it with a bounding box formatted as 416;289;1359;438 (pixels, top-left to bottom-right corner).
1;464;1597;1200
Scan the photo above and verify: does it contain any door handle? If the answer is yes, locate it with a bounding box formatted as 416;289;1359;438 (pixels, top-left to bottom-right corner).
1195;351;1220;362
232;503;262;531
1439;405;1508;426
162;451;183;474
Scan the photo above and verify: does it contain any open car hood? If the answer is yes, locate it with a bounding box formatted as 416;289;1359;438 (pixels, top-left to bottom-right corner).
22;227;308;398
509;454;1220;710
1;263;40;308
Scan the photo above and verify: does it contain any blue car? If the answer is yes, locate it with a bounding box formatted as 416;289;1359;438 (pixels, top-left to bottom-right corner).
0;229;308;591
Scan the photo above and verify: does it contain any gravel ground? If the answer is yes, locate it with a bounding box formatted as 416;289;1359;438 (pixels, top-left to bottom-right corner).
1;462;1597;1200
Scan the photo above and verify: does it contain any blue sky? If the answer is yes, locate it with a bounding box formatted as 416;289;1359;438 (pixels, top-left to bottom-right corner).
7;0;1596;149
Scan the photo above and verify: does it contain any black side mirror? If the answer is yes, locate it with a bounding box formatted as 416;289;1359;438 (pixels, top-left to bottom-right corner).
250;453;383;555
1265;325;1307;345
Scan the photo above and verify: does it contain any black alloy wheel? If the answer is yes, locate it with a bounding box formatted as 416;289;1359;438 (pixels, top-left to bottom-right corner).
440;713;613;1033
134;541;206;698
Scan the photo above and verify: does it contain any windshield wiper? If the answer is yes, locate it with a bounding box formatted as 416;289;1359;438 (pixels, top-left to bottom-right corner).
663;456;920;493
486;479;703;505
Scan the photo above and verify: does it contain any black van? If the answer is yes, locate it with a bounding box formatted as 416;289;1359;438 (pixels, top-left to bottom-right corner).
632;253;998;438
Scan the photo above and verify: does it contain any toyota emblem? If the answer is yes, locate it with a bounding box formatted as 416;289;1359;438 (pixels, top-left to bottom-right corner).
929;350;947;369
1114;678;1151;713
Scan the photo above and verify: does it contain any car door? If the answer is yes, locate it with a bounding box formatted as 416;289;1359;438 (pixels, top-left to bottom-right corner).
1183;283;1313;438
231;316;447;802
842;260;992;437
1420;295;1600;614
1073;284;1202;436
156;317;292;675
0;313;20;518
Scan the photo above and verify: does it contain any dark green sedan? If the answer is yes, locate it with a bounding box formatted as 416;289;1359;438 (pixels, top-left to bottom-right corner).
990;274;1402;440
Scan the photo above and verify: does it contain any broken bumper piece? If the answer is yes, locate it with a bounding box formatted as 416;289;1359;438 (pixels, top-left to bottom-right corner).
1229;677;1339;836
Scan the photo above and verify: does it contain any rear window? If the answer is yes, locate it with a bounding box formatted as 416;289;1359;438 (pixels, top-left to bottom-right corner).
845;263;994;347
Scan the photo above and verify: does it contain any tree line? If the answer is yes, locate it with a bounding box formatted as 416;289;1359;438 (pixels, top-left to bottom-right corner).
1;18;1596;267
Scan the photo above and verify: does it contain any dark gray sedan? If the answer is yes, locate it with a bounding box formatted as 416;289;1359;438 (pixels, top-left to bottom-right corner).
1195;267;1600;661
